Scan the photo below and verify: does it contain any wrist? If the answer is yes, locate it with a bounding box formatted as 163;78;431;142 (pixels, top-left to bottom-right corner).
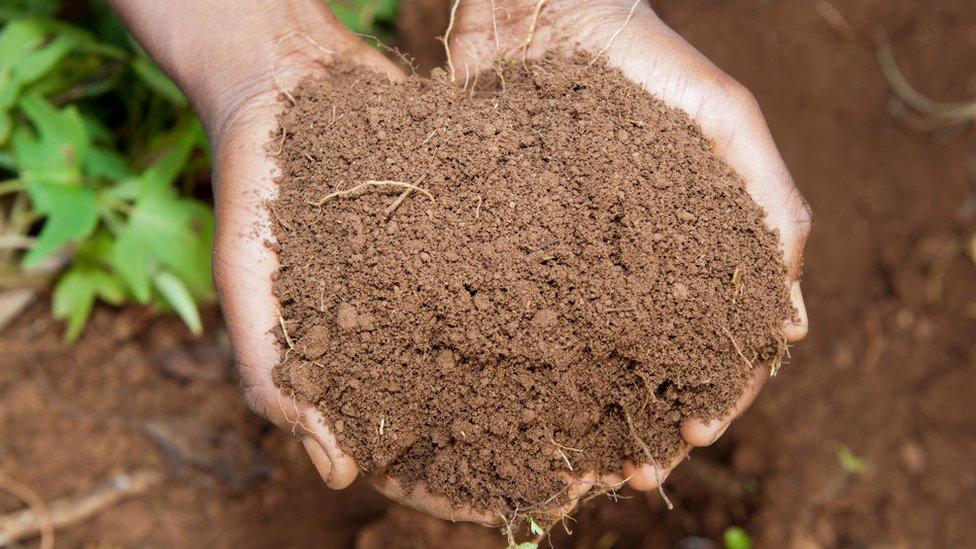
109;0;346;140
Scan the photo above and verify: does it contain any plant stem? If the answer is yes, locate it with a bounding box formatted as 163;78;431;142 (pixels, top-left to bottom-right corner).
0;180;25;198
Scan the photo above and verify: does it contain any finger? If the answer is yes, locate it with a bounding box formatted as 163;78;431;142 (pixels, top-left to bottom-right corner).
621;442;690;492
681;363;769;447
783;280;809;342
370;475;503;526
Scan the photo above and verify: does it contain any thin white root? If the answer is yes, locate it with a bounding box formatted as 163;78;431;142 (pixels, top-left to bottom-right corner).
514;0;547;62
385;176;429;218
439;0;463;83
278;314;295;349
0;470;162;547
622;407;674;510
271;31;335;104
589;0;641;66
310;180;435;207
721;325;754;369
490;0;501;53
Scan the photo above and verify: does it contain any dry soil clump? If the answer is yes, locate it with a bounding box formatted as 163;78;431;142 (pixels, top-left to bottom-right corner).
269;55;794;517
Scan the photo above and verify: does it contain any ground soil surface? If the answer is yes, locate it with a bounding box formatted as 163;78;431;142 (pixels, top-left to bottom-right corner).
1;0;974;547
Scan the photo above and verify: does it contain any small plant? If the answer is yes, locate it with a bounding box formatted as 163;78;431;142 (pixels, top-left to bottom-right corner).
723;526;753;549
836;443;868;474
328;0;398;37
1;2;211;340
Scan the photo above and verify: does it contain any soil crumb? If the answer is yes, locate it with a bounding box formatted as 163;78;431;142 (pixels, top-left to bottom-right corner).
270;54;793;516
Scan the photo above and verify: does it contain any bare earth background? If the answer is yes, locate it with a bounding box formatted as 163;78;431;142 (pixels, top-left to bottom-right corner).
2;0;975;547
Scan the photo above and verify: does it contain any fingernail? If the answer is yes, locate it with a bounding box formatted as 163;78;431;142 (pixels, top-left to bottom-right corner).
302;437;334;483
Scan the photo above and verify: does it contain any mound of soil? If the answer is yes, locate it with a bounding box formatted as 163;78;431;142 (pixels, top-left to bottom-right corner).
270;55;793;515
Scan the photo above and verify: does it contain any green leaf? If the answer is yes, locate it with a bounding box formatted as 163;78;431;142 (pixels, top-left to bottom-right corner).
111;224;152;302
128;193;213;296
14;33;76;85
513;543;538;549
836;444;868;474
15;92;89;173
84;147;133;182
153;270;202;334
723;526;752;549
528;518;544;536
52;266;97;341
0;110;10;146
131;55;186;106
21;180;98;266
137;123;200;199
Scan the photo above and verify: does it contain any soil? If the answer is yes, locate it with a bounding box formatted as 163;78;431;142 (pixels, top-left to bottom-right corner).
1;0;974;547
269;55;793;514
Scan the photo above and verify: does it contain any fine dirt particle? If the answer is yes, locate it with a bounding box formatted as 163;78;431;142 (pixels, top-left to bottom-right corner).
270;54;793;516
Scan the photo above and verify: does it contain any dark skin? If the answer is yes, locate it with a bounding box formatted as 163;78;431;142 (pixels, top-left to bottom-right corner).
110;0;811;524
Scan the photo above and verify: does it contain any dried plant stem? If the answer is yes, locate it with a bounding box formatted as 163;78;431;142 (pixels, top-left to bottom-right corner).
278;314;295;349
589;0;641;66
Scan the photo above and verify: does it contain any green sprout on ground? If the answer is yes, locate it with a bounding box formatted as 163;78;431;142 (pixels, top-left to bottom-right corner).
328;0;398;37
1;2;212;340
836;443;868;474
723;526;753;549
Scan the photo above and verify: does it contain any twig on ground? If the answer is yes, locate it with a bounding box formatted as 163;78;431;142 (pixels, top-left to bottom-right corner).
589;0;641;66
0;469;53;549
0;470;162;547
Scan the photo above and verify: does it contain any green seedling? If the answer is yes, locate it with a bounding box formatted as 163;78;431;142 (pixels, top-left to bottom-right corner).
723;526;753;549
836;444;868;474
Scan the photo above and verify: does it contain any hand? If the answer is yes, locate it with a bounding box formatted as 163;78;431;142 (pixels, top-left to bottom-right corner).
448;0;811;494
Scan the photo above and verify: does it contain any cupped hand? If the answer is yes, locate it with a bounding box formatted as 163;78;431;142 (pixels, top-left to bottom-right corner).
448;0;812;495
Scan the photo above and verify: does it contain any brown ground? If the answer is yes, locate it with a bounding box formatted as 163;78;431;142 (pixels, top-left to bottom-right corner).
1;0;974;547
270;55;791;515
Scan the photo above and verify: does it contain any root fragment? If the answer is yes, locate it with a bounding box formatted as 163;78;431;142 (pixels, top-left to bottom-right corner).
309;179;435;207
622;406;674;510
512;0;548;63
270;31;336;104
589;0;641;66
384;176;429;218
439;0;462;83
278;314;295;349
721;325;753;369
